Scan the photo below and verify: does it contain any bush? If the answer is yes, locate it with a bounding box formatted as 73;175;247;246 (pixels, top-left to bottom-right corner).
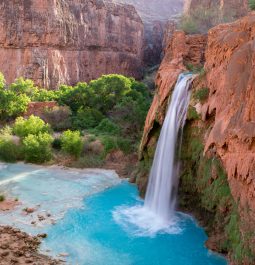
60;130;83;158
43;106;72;131
249;0;255;10
94;118;121;135
13;115;50;138
194;87;209;102
72;154;104;168
100;135;133;155
72;107;104;130
0;134;21;162
23;133;53;163
32;89;58;102
0;90;30;120
0;195;5;202
0;72;6;90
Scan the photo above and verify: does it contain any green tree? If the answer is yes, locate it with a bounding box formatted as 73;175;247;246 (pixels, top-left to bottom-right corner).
60;130;83;158
13;115;50;138
0;90;30;120
23;133;53;163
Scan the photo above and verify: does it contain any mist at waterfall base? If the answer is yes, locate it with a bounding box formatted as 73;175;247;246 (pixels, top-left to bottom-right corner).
0;164;226;265
0;73;227;264
115;73;195;235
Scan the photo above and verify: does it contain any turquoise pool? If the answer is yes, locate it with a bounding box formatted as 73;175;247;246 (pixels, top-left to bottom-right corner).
0;163;227;265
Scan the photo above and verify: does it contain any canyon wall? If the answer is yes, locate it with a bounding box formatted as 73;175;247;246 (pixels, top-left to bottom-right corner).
113;0;184;66
139;13;255;264
184;0;248;19
0;0;144;89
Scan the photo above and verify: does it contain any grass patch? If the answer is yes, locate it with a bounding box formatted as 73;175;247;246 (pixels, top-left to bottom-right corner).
194;87;209;102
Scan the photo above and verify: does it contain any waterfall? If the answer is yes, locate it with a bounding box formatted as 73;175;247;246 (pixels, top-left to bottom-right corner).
144;73;195;221
113;73;195;236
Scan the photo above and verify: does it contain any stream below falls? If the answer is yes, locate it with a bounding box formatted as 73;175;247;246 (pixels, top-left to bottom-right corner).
0;163;227;265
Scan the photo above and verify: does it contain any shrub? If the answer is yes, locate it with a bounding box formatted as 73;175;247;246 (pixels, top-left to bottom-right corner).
0;195;5;202
94;118;121;135
187;106;200;121
32;89;58;102
10;77;38;97
0;90;30;120
0;72;6;90
60;130;83;158
0;135;21;162
72;107;104;130
43;106;72;131
100;135;133;155
72;154;104;168
194;87;209;102
23;133;53;163
249;0;255;10
13;115;50;138
179;15;198;34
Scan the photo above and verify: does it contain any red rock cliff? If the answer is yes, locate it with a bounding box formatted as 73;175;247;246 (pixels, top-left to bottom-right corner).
139;31;207;158
0;0;144;88
140;12;255;263
203;13;255;241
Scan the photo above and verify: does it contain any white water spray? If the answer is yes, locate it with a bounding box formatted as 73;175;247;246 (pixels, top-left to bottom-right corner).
113;73;195;235
144;73;195;221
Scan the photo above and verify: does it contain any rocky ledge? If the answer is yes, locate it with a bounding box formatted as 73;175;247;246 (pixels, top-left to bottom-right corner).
0;226;61;264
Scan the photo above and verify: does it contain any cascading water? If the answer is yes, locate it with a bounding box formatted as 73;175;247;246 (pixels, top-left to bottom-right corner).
114;73;195;235
144;73;195;221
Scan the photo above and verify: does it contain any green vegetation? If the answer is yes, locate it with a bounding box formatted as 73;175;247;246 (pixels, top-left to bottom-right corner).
13;115;50;138
60;130;83;158
43;106;72;131
0;72;151;168
249;0;255;10
179;5;237;34
23;133;53;163
187;106;200;121
179;120;255;263
194;87;209;102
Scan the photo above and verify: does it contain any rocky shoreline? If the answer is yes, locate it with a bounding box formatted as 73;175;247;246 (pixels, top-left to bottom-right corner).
0;226;61;264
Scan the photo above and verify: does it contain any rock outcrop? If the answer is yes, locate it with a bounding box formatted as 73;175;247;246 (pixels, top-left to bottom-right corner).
139;31;207;158
114;0;184;66
139;12;255;264
203;14;255;254
184;0;248;19
0;0;144;89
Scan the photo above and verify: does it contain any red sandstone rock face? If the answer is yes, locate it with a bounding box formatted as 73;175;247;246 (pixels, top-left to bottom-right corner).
0;0;144;89
140;31;207;157
184;0;248;19
203;13;255;222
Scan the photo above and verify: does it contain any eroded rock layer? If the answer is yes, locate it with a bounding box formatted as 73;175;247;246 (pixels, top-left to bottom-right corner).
0;0;144;88
139;31;207;158
139;12;255;264
204;12;255;240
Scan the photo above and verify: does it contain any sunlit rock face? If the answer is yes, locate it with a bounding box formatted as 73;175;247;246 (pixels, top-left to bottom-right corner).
184;0;248;18
204;14;255;247
139;31;207;158
112;0;184;66
0;0;144;88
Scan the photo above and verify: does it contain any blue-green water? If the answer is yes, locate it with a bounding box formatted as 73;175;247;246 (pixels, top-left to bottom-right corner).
0;163;227;265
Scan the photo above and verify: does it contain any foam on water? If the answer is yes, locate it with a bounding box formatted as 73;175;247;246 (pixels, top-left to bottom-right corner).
113;205;182;237
0;164;227;265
